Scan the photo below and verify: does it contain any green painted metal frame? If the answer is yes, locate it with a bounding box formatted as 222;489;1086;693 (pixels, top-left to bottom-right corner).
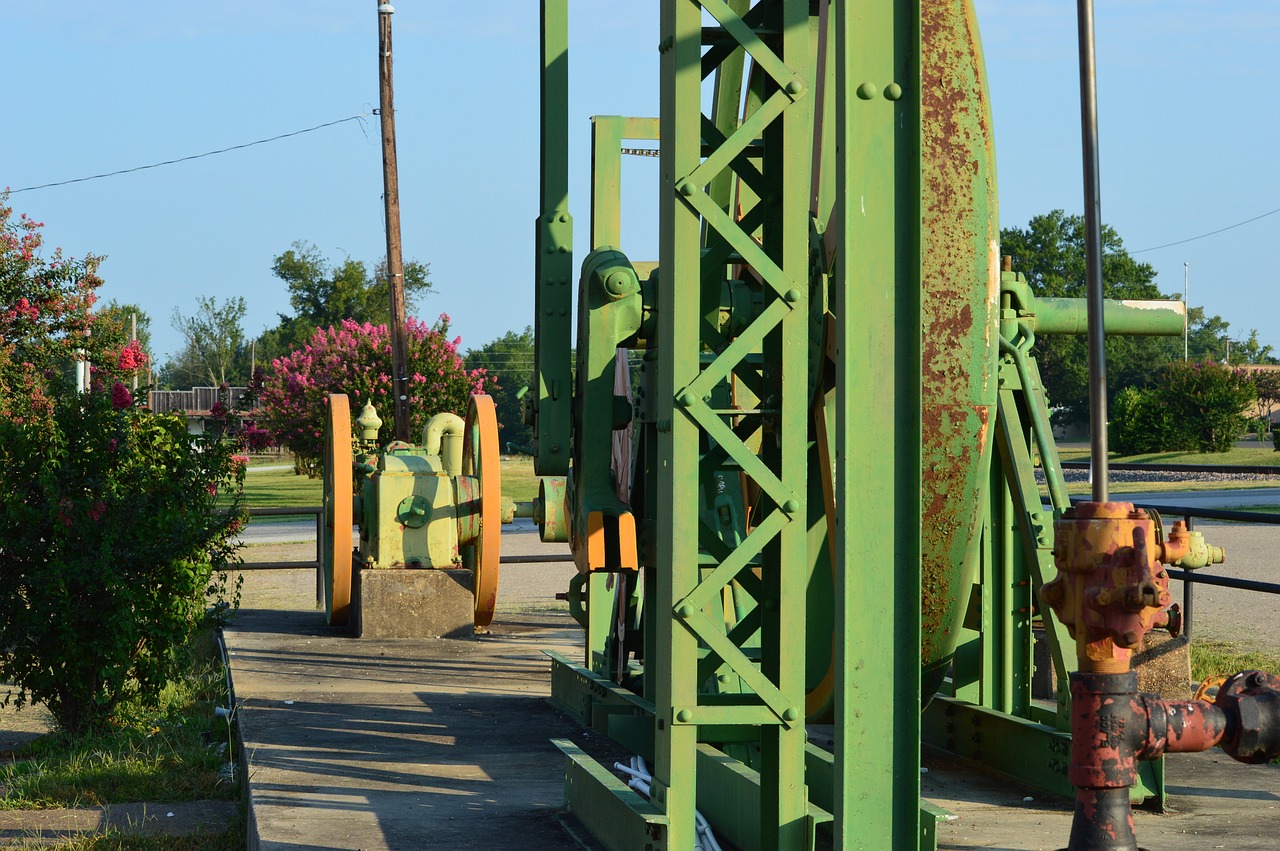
534;0;573;478
654;2;812;848
833;0;923;846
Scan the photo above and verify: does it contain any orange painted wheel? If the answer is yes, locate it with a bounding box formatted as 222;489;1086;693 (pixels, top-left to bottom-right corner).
322;393;354;626
463;394;502;628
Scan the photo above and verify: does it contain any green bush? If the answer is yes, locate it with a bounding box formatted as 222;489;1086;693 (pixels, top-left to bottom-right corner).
0;386;245;735
1109;386;1185;455
1107;360;1256;454
1159;360;1257;453
0;197;245;736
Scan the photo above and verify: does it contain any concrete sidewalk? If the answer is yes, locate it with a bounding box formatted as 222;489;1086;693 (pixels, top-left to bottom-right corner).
227;568;588;851
225;527;1280;851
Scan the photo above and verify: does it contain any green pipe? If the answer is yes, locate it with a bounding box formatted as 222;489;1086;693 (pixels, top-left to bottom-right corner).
1030;297;1184;337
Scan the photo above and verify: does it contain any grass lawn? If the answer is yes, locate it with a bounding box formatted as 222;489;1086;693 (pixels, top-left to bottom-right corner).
1191;639;1280;683
241;467;322;510
0;632;238;812
1057;446;1280;466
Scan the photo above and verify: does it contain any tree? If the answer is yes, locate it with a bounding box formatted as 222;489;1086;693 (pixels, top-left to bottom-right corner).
167;296;248;387
1001;211;1171;425
465;327;535;451
261;241;432;356
259;316;494;476
95;300;154;362
1001;210;1273;425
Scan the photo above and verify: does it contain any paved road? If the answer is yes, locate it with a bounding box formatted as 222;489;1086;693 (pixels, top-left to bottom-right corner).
1114;487;1280;510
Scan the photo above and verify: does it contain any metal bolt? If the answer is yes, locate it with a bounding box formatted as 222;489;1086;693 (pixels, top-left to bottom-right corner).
884;83;903;100
677;390;697;407
676;708;693;723
856;81;877;100
657;419;671;433
677;602;697;620
784;288;802;303
782;707;799;722
678;181;697;197
785;79;804;96
782;498;800;514
1249;672;1267;689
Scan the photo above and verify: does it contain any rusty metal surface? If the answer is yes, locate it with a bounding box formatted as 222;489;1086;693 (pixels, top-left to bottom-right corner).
1044;502;1179;673
917;0;1000;677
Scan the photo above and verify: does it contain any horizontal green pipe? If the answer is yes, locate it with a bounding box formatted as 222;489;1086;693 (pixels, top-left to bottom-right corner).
1032;297;1185;336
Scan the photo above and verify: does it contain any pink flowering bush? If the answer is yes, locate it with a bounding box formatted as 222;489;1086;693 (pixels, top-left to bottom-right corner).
0;198;246;735
0;198;104;422
260;315;493;476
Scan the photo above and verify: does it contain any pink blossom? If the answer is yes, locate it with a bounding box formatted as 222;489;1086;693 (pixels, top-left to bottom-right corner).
111;382;132;410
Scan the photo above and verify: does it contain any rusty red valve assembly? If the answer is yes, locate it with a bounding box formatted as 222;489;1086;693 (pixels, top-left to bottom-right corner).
1043;501;1280;850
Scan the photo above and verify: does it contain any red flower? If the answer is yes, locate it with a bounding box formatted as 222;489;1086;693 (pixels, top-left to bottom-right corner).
111;382;132;410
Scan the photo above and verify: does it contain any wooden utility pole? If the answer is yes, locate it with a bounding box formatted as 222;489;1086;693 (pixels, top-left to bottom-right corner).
378;1;411;442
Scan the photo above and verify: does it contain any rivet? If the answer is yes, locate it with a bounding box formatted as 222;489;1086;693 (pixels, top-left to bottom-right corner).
884;83;903;101
857;82;877;100
676;708;693;723
678;181;697;197
657;419;671;433
558;214;568;223
785;79;804;96
782;498;800;514
677;390;696;406
677;602;697;619
784;288;801;303
782;707;799;722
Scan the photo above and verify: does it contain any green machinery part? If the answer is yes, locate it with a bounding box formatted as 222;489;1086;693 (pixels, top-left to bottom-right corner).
520;2;1189;849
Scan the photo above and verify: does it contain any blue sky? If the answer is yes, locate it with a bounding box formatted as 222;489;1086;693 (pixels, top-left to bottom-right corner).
3;2;1277;367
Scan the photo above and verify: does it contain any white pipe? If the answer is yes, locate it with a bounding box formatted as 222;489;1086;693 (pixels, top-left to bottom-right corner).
614;756;723;851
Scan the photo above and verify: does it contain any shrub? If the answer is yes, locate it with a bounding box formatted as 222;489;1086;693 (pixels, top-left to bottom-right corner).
1158;360;1257;453
259;316;493;476
0;198;245;735
1109;386;1186;455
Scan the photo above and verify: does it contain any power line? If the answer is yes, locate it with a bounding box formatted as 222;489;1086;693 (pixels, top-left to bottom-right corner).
1132;205;1280;254
7;113;369;194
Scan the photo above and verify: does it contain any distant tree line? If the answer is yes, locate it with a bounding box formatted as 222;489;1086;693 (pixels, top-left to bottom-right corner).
1003;210;1275;452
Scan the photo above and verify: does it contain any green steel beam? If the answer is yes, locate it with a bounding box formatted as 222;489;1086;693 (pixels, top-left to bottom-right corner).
554;739;670;851
590;116;661;251
833;1;922;847
534;0;573;477
656;2;811;849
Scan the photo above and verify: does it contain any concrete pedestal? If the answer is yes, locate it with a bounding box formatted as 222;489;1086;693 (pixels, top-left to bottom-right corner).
353;567;475;638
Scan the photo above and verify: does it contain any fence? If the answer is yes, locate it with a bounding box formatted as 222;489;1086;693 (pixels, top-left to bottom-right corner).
149;386;250;415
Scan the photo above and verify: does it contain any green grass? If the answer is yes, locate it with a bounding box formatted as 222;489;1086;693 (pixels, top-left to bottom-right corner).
58;825;244;850
241;467;322;509
501;456;538;503
0;633;239;810
1191;639;1280;684
1057;446;1280;466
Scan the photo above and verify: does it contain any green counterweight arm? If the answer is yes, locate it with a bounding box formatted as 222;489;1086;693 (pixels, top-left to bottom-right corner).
1000;269;1186;338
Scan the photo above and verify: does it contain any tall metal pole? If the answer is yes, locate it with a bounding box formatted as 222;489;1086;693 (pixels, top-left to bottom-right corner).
378;1;411;442
1077;0;1108;503
1184;261;1189;361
